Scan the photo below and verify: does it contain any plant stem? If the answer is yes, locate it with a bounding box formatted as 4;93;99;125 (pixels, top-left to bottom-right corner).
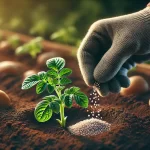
55;82;66;128
60;103;66;127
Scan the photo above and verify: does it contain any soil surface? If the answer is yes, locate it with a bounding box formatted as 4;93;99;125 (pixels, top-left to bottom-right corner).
0;37;150;150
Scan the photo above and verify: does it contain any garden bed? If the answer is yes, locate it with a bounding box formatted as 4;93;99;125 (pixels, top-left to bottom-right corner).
0;31;150;150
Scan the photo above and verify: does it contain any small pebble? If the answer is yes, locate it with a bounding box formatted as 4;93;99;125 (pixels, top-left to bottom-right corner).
0;90;11;108
120;76;149;96
0;61;25;75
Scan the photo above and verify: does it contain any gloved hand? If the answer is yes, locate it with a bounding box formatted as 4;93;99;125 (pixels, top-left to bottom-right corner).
77;6;150;96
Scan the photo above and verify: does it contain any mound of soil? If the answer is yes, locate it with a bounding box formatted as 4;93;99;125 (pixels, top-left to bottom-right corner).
0;32;150;150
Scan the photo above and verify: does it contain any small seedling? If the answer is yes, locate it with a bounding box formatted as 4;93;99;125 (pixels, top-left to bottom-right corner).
21;57;88;127
16;37;43;58
51;26;80;46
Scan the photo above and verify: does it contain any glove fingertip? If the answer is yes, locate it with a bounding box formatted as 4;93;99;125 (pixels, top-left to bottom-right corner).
94;82;109;97
108;78;121;93
117;75;130;88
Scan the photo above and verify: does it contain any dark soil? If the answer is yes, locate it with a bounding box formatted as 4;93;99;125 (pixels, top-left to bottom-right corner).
0;39;150;150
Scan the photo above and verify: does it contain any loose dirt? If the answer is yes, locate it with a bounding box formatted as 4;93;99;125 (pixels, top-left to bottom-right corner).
0;39;150;150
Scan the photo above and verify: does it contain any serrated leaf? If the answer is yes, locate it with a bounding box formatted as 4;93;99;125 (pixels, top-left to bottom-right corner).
64;86;80;94
55;86;65;93
43;95;58;102
64;95;73;108
54;99;61;104
47;84;54;94
60;77;72;85
53;78;58;85
59;68;72;77
34;100;52;122
47;70;58;78
74;92;89;108
48;78;58;85
48;77;53;85
22;74;40;90
36;81;47;94
38;71;47;80
46;57;65;71
50;101;60;114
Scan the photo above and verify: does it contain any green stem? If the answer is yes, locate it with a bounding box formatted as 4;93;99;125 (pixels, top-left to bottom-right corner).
60;103;66;127
55;77;66;128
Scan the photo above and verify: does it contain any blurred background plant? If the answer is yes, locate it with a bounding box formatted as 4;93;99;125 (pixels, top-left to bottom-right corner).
7;35;20;48
15;37;43;58
0;0;149;46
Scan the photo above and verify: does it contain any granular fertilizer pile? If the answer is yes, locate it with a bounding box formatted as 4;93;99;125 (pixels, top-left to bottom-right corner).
68;118;111;136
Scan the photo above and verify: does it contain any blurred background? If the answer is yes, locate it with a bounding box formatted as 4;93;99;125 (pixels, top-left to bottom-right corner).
0;0;149;46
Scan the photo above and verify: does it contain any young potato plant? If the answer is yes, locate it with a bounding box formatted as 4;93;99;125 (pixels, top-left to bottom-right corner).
16;37;43;58
21;57;88;127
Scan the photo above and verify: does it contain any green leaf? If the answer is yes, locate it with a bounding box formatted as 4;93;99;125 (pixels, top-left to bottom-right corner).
34;100;52;122
36;81;47;94
48;78;58;85
60;94;66;102
74;92;89;108
38;71;47;80
55;86;65;93
54;99;61;104
8;35;20;48
50;101;60;114
53;78;58;85
60;77;72;85
56;119;61;125
64;86;80;94
56;117;67;126
16;37;42;58
48;77;53;85
22;74;40;90
64;116;67;122
47;84;54;94
30;50;40;58
59;68;72;77
47;70;58;78
16;46;26;55
64;95;73;108
46;57;65;71
32;36;43;43
43;95;58;102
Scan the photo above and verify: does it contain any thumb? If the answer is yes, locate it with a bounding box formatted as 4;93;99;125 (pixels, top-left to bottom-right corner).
94;41;136;83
